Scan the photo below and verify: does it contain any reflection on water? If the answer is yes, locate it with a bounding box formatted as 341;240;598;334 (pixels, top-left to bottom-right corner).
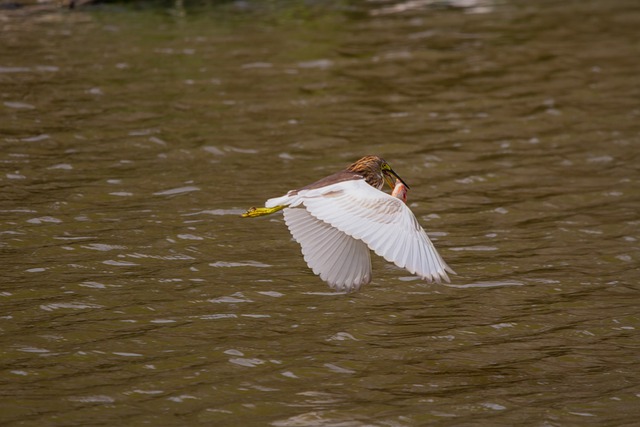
1;0;640;425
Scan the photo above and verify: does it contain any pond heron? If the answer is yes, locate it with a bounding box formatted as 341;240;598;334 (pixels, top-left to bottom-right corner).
242;155;454;292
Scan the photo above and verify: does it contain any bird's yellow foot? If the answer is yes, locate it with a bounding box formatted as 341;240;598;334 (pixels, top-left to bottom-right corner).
241;205;285;218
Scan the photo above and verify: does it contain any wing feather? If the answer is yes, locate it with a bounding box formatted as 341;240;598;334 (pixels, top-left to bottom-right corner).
300;180;453;283
283;207;371;292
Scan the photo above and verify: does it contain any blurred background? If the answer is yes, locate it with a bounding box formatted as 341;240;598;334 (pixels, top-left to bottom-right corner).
1;0;639;425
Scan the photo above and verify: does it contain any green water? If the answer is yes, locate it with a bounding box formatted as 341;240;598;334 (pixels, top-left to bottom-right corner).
1;0;640;425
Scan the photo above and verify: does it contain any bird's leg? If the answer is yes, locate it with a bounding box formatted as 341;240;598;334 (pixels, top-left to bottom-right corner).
241;205;286;218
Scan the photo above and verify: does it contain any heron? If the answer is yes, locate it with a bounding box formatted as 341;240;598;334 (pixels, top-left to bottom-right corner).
242;155;454;291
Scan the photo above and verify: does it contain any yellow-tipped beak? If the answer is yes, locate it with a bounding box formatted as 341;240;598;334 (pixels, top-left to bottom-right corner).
384;174;395;190
384;169;410;190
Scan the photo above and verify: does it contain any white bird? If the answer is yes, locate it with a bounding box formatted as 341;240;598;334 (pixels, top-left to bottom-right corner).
242;155;454;292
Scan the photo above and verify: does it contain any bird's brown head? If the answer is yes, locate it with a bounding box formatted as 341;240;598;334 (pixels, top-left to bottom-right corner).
347;155;410;190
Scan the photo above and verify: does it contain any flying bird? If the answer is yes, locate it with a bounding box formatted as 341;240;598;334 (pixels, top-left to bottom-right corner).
242;155;454;292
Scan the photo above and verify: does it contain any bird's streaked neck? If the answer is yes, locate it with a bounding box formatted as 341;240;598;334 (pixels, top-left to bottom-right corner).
346;156;386;189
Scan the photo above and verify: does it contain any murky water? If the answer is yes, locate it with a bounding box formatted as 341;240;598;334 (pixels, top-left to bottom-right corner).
2;0;640;425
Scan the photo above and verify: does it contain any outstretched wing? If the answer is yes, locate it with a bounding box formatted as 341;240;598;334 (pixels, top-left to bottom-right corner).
299;180;454;283
283;207;371;292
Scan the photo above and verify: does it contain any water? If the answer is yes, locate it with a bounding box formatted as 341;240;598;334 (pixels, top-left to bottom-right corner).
2;0;640;425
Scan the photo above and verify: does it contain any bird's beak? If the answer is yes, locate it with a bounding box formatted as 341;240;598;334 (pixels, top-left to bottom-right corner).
384;168;410;190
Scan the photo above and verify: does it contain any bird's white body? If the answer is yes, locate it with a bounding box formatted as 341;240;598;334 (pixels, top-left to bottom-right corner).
266;179;453;292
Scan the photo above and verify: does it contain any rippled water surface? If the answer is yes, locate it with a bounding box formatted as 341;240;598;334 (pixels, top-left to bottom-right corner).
2;0;640;425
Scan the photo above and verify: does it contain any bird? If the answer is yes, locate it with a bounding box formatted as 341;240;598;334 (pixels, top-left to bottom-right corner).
242;155;454;292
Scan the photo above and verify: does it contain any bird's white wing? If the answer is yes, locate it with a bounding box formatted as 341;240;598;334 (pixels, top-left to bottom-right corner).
283;207;371;292
300;180;454;283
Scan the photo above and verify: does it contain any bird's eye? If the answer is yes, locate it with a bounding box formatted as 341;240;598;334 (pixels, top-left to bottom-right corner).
381;163;391;171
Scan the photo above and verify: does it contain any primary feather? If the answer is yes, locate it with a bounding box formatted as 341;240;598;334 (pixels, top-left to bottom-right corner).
283;208;371;291
267;179;453;291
